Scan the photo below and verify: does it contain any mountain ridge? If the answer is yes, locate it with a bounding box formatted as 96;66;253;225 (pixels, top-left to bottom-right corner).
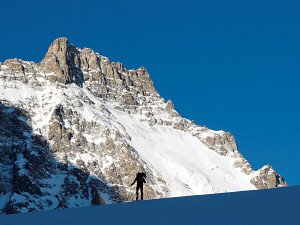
0;37;287;214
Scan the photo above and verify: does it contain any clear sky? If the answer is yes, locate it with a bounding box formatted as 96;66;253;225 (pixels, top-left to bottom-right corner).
0;0;299;186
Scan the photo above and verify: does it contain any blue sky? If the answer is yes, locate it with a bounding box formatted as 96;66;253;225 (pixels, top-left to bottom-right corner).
0;0;299;186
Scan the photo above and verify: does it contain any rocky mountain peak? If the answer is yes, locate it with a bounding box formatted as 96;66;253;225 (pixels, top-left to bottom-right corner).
39;37;82;84
36;38;158;98
46;37;69;56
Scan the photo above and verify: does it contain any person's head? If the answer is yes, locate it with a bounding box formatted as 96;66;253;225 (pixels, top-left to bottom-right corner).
137;171;146;178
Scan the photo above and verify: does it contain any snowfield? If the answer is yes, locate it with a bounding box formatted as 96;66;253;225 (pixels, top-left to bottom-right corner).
112;108;256;196
1;186;299;225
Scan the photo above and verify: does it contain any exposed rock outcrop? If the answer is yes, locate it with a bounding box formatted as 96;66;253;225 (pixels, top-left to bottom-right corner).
250;165;287;189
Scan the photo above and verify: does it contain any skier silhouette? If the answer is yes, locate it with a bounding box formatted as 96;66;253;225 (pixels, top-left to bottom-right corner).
131;172;146;200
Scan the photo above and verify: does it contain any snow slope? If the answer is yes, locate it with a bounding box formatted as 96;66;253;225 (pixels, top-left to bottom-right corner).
1;186;299;225
112;108;256;196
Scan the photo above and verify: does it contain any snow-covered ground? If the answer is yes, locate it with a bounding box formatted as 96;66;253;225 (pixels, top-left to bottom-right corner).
1;186;298;225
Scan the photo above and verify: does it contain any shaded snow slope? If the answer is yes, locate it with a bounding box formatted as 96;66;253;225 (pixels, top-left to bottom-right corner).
1;186;299;225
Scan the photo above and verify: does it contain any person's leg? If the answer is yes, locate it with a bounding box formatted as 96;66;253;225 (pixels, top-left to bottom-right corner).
136;186;139;200
141;186;143;200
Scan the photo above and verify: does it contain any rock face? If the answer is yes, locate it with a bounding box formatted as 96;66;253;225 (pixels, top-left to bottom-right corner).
0;103;115;214
250;165;287;189
39;37;81;84
0;38;287;214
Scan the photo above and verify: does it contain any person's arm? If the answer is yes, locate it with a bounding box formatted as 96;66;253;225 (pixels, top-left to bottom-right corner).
131;177;137;186
143;178;146;183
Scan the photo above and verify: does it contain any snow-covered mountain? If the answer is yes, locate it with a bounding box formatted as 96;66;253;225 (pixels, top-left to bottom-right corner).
0;37;287;214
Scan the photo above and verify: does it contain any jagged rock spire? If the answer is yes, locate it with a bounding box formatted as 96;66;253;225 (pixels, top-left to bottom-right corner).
39;37;82;84
47;37;69;56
